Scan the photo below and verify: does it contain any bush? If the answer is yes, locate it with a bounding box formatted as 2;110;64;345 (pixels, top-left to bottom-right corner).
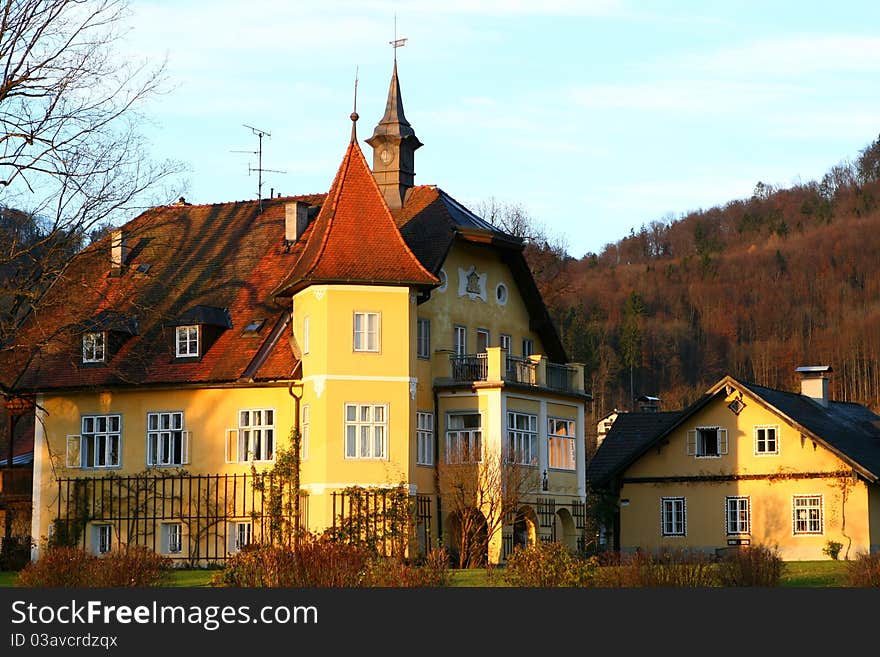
0;535;32;570
846;551;880;587
16;545;171;587
217;538;451;587
716;545;784;587
822;540;843;560
504;541;597;587
593;548;718;587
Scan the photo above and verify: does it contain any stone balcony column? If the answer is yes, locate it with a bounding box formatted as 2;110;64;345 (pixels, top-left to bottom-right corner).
486;346;504;382
530;354;546;387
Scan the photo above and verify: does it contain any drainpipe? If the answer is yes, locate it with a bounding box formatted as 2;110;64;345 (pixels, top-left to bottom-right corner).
287;380;303;543
433;388;442;549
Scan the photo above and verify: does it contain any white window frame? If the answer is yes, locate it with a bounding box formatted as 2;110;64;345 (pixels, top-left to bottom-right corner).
303;315;310;354
446;413;482;464
792;495;823;535
82;332;106;363
506;411;538;466
476;328;490;353
229;409;276;463
79;414;122;468
548;417;576;470
163;522;183;554
522;338;534;358
500;333;512;353
417;411;434;466
147;411;189;467
93;524;112;555
726;496;750;535
417;318;431;359
230;521;252;552
344;403;388;459
661;497;686;536
300;404;310;461
453;325;467;356
176;325;199;357
353;311;380;352
686;426;728;458
754;425;779;455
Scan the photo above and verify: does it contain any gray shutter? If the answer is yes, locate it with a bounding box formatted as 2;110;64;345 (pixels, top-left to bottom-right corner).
182;430;191;465
66;435;82;468
686;430;696;456
719;428;729;455
225;429;238;464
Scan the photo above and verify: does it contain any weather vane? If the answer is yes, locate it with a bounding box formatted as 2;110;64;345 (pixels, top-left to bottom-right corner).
390;14;407;59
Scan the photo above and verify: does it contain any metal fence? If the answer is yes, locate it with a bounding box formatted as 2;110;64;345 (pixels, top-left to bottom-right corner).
54;473;307;564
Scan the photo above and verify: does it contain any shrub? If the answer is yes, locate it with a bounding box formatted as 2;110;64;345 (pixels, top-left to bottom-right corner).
716;545;784;587
504;541;597;587
846;551;880;587
822;540;843;561
593;548;718;587
16;545;171;587
365;548;451;587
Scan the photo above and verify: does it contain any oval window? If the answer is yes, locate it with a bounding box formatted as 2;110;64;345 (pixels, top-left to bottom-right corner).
496;283;508;305
438;269;448;292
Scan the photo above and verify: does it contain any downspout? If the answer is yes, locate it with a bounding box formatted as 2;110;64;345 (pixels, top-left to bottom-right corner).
288;380;303;543
433;388;442;549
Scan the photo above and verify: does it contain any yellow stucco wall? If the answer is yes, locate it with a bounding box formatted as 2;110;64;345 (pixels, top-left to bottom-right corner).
618;386;872;560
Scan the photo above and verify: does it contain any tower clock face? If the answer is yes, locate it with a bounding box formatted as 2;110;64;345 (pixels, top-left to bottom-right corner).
379;147;394;165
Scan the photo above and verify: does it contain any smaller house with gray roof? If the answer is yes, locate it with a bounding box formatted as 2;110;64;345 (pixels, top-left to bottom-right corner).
588;367;880;560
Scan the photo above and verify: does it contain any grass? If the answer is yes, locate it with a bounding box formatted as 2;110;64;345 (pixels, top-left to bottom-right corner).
0;561;853;588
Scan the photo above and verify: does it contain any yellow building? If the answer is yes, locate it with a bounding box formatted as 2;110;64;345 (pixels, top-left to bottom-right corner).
10;63;589;565
588;367;880;560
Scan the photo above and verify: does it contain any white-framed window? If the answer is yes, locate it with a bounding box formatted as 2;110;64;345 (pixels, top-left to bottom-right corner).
417;318;431;359
303;316;310;354
230;521;252;552
686;426;728;458
226;409;275;463
163;522;183;554
500;333;512;353
147;411;189;467
75;415;122;468
446;413;482;463
548;417;576;470
661;497;686;536
506;411;538;465
344;403;387;459
453;325;467;355
93;524;112;555
353;312;380;352
82;332;106;363
176;325;199;357
755;425;779;455
417;411;434;466
726;496;750;535
522;338;534;358
300;404;310;460
476;328;490;353
792;495;823;535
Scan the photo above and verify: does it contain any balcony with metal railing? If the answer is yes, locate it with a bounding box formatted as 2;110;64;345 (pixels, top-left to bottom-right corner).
445;347;585;395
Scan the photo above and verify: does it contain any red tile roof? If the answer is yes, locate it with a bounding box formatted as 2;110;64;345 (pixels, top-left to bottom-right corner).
275;140;438;297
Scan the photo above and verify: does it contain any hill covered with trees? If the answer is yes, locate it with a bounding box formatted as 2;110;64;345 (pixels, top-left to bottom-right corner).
524;134;880;419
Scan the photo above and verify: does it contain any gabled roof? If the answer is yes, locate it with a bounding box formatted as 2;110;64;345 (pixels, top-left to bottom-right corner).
393;185;567;363
8;195;324;392
588;375;880;489
274;139;437;297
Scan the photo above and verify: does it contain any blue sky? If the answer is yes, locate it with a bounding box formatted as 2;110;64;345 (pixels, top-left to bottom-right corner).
127;0;880;258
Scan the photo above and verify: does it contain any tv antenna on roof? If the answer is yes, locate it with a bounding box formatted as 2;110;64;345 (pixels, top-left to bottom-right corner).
231;124;286;211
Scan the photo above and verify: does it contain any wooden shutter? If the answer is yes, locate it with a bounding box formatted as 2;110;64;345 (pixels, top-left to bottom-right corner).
182;431;191;465
686;430;696;456
66;435;82;468
719;428;729;455
225;429;239;463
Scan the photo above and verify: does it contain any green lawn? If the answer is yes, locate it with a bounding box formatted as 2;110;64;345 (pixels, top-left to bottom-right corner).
0;560;852;588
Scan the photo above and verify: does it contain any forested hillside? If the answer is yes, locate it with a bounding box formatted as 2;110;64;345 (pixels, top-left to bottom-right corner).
527;135;880;419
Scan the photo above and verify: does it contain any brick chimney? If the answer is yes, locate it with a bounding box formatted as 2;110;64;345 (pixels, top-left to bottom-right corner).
285;201;310;243
110;229;128;273
796;366;832;407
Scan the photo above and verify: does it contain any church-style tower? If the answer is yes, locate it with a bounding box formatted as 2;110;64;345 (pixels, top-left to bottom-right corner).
366;59;422;209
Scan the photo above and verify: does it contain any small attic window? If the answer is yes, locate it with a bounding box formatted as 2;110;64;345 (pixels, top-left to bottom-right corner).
176;325;199;357
136;263;151;274
83;332;106;363
241;319;265;336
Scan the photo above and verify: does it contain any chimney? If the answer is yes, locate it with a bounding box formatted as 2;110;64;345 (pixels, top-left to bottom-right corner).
285;201;310;243
796;366;832;407
110;229;128;273
636;395;661;412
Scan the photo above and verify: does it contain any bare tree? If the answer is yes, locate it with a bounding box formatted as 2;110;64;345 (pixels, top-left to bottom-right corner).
0;0;183;391
438;451;537;568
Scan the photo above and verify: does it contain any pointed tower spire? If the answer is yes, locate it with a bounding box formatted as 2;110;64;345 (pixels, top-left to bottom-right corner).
366;41;422;210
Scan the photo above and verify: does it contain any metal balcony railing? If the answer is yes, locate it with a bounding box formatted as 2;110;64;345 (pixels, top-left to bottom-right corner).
546;363;578;393
450;353;488;382
504;355;537;385
448;353;581;394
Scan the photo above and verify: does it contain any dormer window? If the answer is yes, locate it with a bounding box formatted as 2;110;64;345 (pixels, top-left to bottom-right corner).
176;325;199;357
82;332;106;363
